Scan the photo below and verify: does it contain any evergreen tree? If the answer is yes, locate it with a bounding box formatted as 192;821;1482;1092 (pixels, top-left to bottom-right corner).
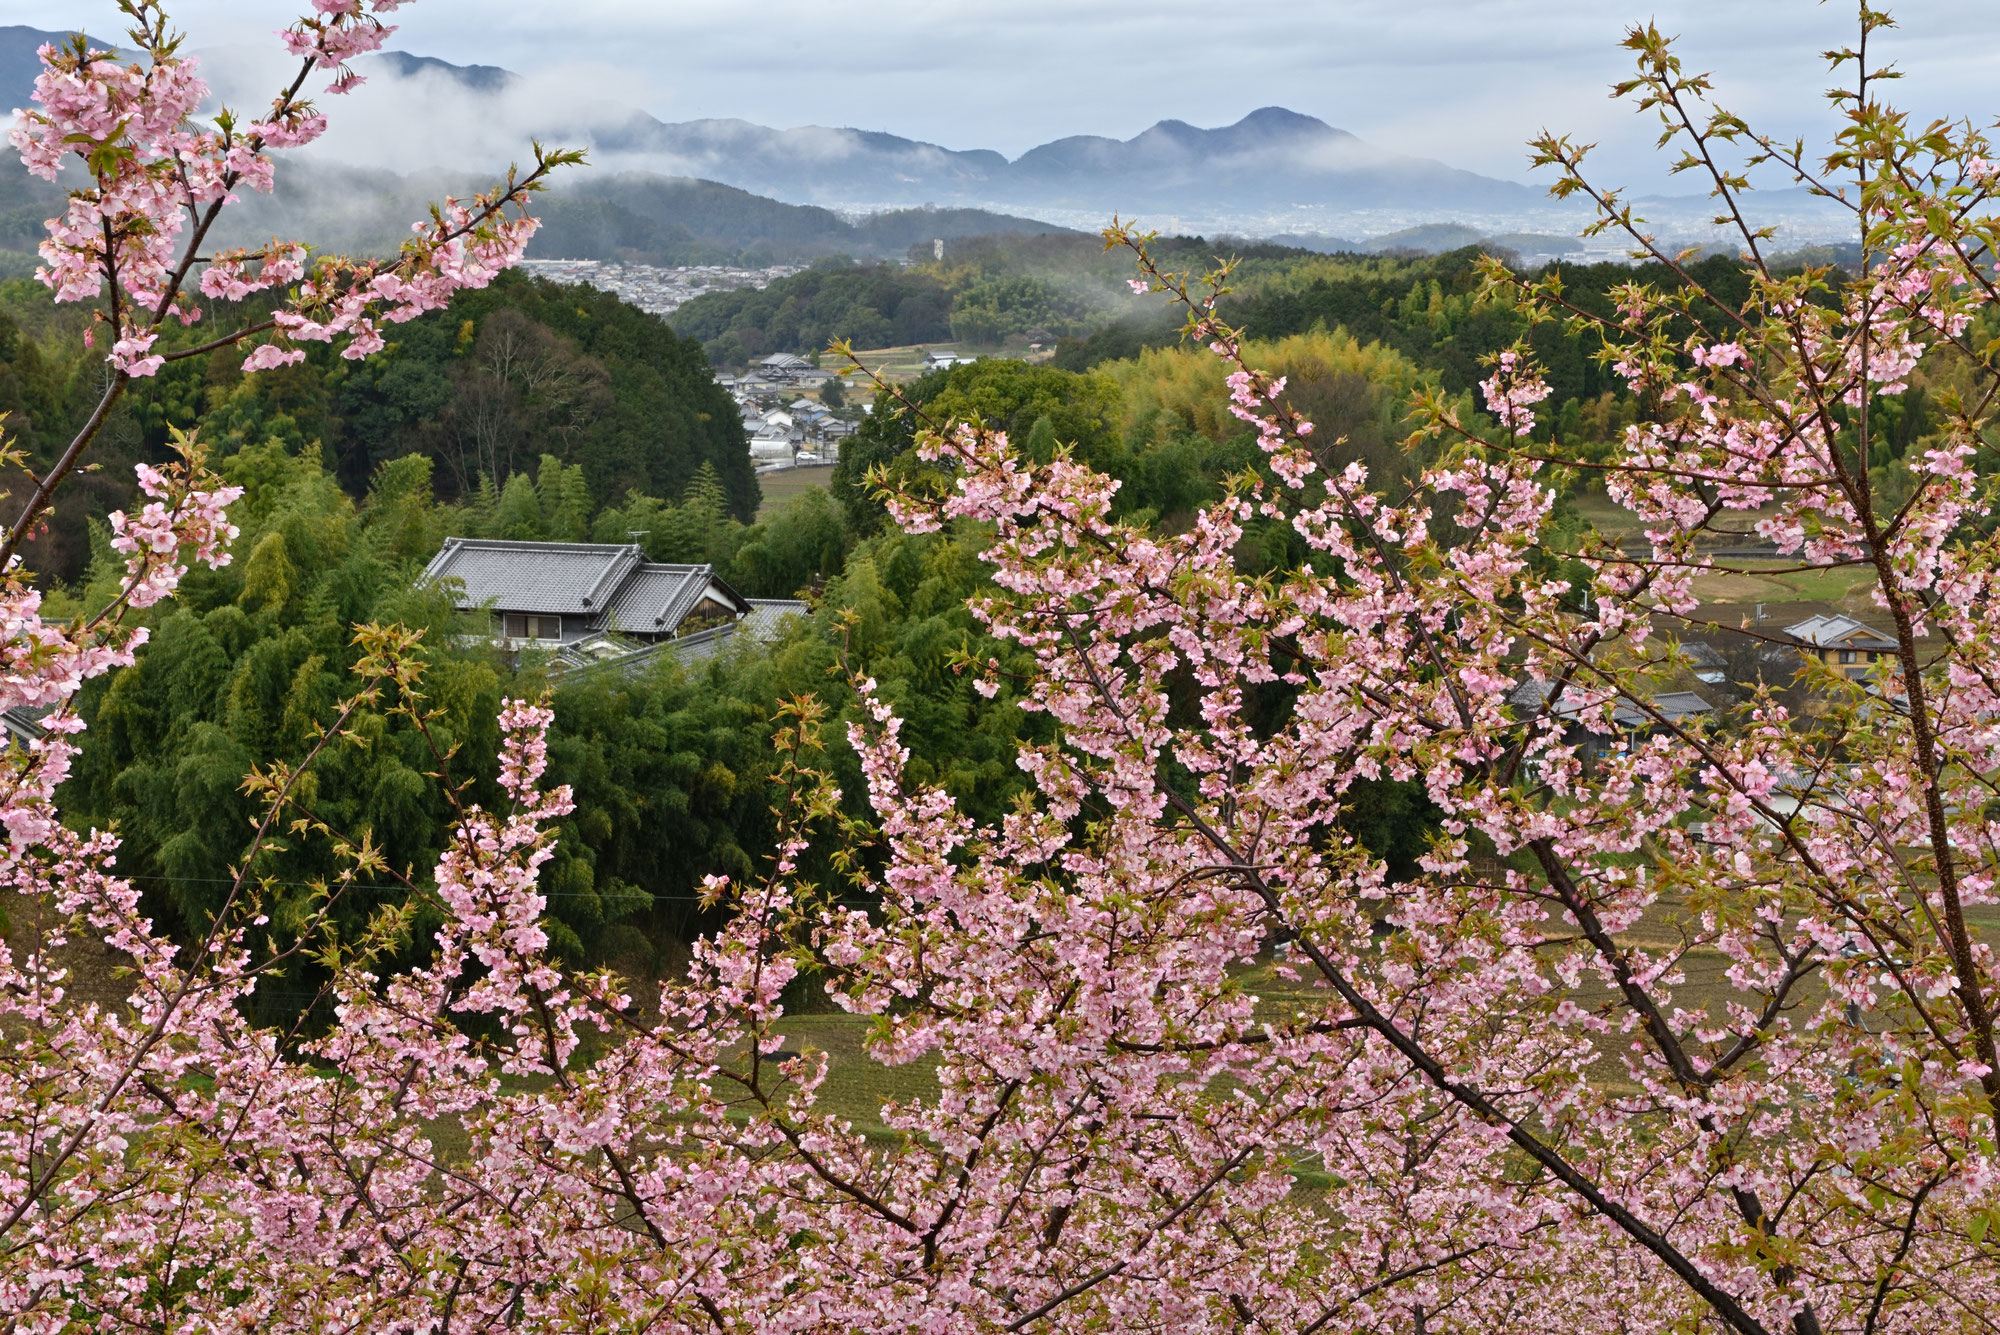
496;471;544;539
536;454;593;541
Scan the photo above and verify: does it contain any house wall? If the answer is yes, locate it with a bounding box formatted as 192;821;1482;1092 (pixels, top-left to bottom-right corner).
503;612;562;642
482;611;600;645
1804;646;1886;680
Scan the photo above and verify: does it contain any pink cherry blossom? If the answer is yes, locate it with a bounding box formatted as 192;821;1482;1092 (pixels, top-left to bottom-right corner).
0;9;1994;1335
8;0;569;389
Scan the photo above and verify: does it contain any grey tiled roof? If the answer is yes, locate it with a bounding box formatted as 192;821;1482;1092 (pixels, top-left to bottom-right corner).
560;602;814;683
1783;613;1896;649
1647;691;1715;724
422;540;760;640
1683;641;1728;669
743;599;809;640
600;563;720;634
561;623;738;681
1508;677;1713;728
422;538;643;617
662;623;740;668
548;630;644;673
1507;678;1557;711
1;703;52;745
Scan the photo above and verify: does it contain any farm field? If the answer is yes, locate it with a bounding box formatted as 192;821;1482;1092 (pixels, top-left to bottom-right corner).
1688;559;1877;608
1571;492;1785;547
841;339;1052;385
1569;493;1881;611
756;464;836;518
763;886;2000;1141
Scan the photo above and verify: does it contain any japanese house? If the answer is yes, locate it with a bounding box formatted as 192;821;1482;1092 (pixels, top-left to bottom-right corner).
421;538;806;675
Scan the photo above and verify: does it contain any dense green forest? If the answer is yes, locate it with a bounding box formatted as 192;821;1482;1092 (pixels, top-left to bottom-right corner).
536;175;1078;265
0;228;1948;1025
673;233;1277;362
0;155;1081;275
670;262;957;364
53;435;1050;1014
0;269;755;582
47;334;1479;1021
677;229;1872;390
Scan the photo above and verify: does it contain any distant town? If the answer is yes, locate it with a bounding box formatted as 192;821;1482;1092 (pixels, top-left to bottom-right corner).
517;258;850;474
713;353;846;472
517;259;995;477
515;258;809;318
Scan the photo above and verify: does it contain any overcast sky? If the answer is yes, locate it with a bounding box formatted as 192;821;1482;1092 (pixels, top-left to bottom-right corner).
16;0;2000;193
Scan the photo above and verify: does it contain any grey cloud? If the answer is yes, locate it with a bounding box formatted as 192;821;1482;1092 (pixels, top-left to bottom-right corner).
12;0;2000;197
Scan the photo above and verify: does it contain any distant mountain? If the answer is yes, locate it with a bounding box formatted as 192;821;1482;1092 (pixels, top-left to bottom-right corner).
2;32;1561;230
3;32;1852;243
0;154;61;276
321;46;1554;221
2;29;1078;267
4;29;511;110
593;104;1542;216
589;115;1014;210
3;23;127;112
537;175;1078;264
0;148;1072;268
1258;224;1595;259
1016;107;1357;180
997;107;1536;213
365;50;515;94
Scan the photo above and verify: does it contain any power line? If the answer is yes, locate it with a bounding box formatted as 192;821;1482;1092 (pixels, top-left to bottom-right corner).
116;872;726;903
107;872;875;908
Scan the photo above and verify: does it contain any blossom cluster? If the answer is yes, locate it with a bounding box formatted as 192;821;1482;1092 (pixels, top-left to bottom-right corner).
7;0;555;379
249;196;544;369
106;456;243;608
1478;348;1551;437
8;33;210;342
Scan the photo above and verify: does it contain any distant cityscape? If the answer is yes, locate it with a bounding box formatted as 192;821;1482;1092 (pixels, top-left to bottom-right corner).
514;258;809;318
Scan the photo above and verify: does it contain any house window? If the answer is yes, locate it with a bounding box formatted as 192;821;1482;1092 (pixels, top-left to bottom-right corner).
504;613;559;641
1838;649;1855;664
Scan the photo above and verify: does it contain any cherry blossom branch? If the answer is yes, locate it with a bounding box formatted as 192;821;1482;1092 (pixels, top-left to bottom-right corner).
2;2;579;573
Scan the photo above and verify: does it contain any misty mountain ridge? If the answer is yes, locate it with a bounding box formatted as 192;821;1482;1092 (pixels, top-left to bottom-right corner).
0;148;1078;272
573;101;1541;218
247;41;1552;223
3;29;1848;250
1016;107;1359;175
531;174;1079;265
338;41;1518;210
3;24;129;115
356;47;1845;240
0;28;1078;269
369;50;515;95
187;162;1078;266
